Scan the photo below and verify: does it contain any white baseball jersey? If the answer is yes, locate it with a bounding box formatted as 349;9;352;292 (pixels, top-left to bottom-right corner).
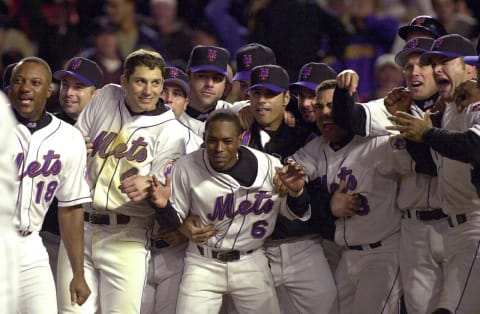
434;101;480;215
292;135;413;246
13;113;91;233
0;95;19;314
179;100;232;138
170;146;310;251
76;84;189;218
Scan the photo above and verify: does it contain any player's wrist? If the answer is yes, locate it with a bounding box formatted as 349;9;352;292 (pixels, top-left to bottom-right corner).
288;188;303;198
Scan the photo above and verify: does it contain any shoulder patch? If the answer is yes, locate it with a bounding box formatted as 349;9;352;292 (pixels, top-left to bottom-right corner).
390;138;407;150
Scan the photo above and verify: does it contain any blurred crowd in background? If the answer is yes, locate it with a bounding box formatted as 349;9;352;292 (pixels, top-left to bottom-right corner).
0;0;479;104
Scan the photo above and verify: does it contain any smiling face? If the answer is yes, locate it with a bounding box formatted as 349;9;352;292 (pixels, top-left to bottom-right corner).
188;71;226;112
10;60;52;120
121;65;163;112
249;87;290;131
314;87;348;142
402;52;437;100
205;119;242;172
59;75;96;119
430;55;476;101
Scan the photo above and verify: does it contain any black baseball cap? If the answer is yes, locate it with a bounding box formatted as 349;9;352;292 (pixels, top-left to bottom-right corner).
2;62;16;91
464;40;480;66
187;45;230;76
398;15;447;40
164;66;189;95
248;65;289;94
53;57;104;88
420;34;476;66
395;37;434;67
290;62;337;91
233;43;276;82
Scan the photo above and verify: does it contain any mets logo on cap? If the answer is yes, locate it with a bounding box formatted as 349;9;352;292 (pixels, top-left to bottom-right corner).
407;38;419;49
259;67;269;80
207;49;218;62
70;58;82;70
414;17;426;25
169;67;179;78
242;54;253;68
301;66;312;80
434;38;444;49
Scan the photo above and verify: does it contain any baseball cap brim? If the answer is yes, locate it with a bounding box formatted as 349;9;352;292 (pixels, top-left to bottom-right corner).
464;56;480;66
398;25;439;40
164;78;190;95
248;83;285;93
232;70;250;82
290;81;317;92
420;51;464;66
189;65;227;76
53;70;95;87
395;48;429;66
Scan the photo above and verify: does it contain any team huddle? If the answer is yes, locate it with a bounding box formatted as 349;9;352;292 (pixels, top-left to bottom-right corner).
1;13;480;314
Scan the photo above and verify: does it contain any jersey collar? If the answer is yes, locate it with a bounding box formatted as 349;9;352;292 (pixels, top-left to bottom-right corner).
13;109;52;133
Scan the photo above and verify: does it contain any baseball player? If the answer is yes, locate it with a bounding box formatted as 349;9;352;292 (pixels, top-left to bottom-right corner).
333;36;452;313
179;45;232;137
242;64;337;314
40;56;103;283
388;34;480;314
10;57;91;313
152;109;311;313
300;79;413;313
140;65;201;314
0;93;19;314
56;49;188;314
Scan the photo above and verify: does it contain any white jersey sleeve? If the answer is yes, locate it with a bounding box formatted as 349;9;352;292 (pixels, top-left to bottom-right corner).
290;136;326;181
0;96;17;222
360;98;396;137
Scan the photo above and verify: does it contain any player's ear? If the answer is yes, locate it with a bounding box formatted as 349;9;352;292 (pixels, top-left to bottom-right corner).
120;74;127;89
46;83;53;99
283;91;290;107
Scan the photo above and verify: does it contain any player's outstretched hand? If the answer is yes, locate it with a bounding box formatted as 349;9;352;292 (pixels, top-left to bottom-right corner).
275;159;306;197
150;175;171;208
384;87;412;115
120;175;152;202
386;111;433;142
158;229;187;246
336;70;359;96
238;105;255;130
273;172;288;197
330;180;361;218
81;131;93;156
454;80;480;112
70;275;91;306
179;215;216;245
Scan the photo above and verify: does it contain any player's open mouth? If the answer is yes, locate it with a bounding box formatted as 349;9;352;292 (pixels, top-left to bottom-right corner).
256;108;270;113
19;97;33;105
410;81;422;88
436;78;450;88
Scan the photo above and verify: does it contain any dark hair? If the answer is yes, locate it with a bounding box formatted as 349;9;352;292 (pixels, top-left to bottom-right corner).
205;109;243;136
123;49;166;80
316;79;336;94
13;56;52;83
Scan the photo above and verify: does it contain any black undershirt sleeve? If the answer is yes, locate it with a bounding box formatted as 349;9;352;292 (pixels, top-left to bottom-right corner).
332;87;367;136
153;200;182;232
405;139;437;176
286;189;310;218
423;128;480;164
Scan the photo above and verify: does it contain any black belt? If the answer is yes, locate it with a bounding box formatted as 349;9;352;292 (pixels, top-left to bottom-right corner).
447;214;467;228
84;212;130;225
151;238;170;249
402;208;448;221
197;245;254;262
347;241;382;251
